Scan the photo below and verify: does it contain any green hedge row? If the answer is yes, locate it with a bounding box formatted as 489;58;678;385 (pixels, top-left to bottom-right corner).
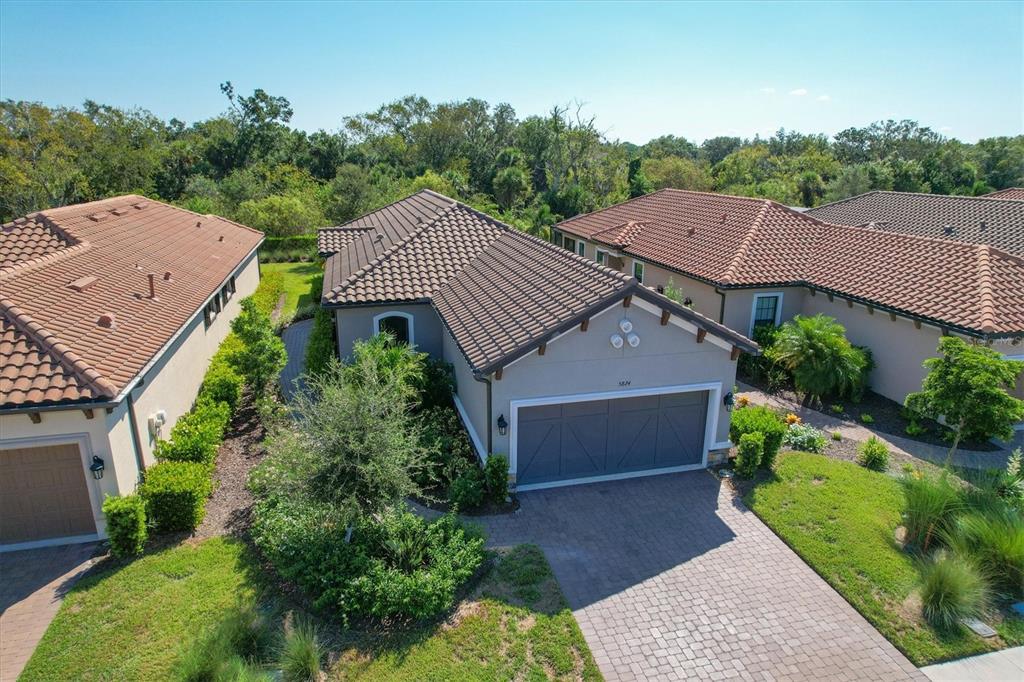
103;271;285;551
258;235;319;263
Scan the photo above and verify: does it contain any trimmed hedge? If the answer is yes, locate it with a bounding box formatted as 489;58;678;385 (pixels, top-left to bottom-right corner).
141;461;214;533
735;432;764;479
101;494;147;557
154;400;231;465
730;405;786;470
199;353;244;410
484;454;509;504
304;295;336;379
251;271;285;318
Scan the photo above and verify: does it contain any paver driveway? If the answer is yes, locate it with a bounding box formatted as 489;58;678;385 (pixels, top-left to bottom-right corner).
478;471;923;681
0;543;98;681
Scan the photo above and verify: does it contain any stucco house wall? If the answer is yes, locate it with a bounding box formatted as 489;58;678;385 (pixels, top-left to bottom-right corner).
488;298;737;463
334;303;444;360
442;327;489;460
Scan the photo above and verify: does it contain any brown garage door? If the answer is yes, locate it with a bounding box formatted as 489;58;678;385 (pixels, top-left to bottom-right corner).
1;444;96;544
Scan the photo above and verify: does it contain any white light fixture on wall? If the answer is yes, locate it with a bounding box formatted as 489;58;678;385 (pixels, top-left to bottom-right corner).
627;333;641;348
618;319;633;334
610;334;624;349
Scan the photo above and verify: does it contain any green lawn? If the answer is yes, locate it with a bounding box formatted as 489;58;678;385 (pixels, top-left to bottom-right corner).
261;261;321;318
22;539;598;681
333;545;601;681
20;537;260;681
745;451;1024;666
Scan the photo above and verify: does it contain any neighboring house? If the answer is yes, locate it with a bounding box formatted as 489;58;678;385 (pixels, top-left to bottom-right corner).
806;190;1024;256
982;187;1024;202
555;189;1024;409
318;190;758;491
0;196;263;549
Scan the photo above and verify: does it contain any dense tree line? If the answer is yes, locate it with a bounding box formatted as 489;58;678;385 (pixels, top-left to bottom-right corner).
2;85;1021;234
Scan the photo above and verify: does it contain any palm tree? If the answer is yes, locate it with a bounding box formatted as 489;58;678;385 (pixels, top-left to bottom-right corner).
768;315;867;406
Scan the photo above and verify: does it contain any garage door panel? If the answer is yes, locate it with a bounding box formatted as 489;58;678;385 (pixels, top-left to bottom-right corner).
1;444;96;544
560;414;608;478
516;390;710;487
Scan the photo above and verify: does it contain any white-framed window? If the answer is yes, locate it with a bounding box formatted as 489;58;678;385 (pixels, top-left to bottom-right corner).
576;240;586;257
596;249;608;266
632;260;645;283
373;311;415;346
749;292;784;336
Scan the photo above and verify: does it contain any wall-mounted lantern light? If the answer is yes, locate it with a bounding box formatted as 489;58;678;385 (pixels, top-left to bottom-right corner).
497;414;508;436
723;392;735;412
89;455;106;480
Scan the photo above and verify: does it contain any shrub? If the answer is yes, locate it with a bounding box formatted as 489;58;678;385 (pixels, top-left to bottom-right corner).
280;619;323;682
416;405;475;488
905;421;928;437
251;271;285;317
101;494;147;558
860;413;875;424
857;436;890;471
946;510;1024;599
832;431;843;441
919;552;989;631
231;298;287;397
449;465;485;509
484;454;509;503
417;356;456;410
730;405;786;469
767;315;867;405
902;472;960;553
199;355;244;410
155;400;231;465
303;305;336;379
349;512;485;620
141;461;213;533
830;404;844;414
734;432;764;479
783;423;827;454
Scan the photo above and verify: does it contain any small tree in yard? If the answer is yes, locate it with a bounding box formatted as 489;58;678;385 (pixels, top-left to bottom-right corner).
230;298;286;397
255;343;427;542
905;337;1024;461
768;315;867;406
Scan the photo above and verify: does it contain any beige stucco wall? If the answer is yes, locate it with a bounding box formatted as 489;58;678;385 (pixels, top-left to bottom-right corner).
130;252;260;465
799;293;944;403
488;298;738;474
335;303;444;360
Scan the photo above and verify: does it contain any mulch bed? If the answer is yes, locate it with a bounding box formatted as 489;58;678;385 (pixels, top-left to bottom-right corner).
739;373;998;451
194;391;269;540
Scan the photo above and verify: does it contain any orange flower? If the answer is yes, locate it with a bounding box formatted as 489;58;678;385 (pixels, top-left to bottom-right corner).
785;413;802;425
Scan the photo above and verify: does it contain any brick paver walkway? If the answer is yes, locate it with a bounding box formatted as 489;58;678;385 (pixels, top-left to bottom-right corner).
479;471;923;681
279;318;313;402
0;543;98;680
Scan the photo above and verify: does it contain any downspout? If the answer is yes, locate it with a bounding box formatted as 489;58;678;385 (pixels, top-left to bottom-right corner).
714;287;727;324
473;374;493;455
126;391;147;485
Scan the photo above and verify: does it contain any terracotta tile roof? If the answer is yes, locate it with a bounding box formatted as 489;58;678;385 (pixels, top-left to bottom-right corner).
983;187;1024;201
323;192;757;373
0;195;263;408
558;189;1024;336
806;191;1024;255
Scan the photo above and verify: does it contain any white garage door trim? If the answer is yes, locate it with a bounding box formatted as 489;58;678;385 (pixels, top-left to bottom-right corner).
0;433;103;552
510;381;722;492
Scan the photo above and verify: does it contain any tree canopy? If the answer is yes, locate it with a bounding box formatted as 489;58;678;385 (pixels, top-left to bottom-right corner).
2;87;1020;233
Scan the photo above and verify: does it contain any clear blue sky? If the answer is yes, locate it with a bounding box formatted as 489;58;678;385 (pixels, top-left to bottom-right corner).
1;0;1021;143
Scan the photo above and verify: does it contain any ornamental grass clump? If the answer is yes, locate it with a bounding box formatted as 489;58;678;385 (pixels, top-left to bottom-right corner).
279;618;323;682
945;509;1024;600
857;436;890;472
919;551;989;631
902;472;960;553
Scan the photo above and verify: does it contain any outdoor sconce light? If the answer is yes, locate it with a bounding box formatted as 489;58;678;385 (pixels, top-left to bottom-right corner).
618;318;634;334
723;392;735;411
497;414;508;436
89;455;106;480
610;333;624;349
627;333;641;348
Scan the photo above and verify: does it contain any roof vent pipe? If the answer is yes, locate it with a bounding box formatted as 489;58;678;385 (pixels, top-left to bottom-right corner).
980;220;987;230
163;271;173;281
97;313;116;329
147;273;158;300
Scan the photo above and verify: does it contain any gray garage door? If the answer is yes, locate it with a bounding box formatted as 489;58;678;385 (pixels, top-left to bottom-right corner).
516;391;709;487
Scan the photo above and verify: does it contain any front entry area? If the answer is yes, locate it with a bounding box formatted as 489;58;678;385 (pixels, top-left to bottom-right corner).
514;389;710;488
0;444;96;545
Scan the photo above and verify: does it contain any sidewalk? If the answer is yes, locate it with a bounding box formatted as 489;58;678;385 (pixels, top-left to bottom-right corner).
921;646;1024;682
736;383;1021;471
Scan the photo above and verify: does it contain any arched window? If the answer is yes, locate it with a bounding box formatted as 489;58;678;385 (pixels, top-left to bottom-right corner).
373;311;414;346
